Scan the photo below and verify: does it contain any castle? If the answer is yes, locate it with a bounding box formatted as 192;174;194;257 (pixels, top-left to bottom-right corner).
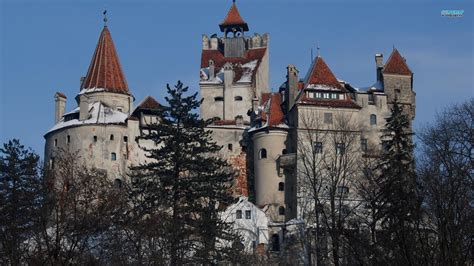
44;1;415;254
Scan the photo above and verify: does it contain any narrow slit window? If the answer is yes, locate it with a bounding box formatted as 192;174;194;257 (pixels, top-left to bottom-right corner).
110;134;114;141
67;135;70;145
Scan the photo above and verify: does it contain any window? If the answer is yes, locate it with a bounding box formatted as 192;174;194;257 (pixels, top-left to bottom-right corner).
308;92;315;98
279;206;285;216
114;179;123;188
67;135;70;145
228;143;233;151
382;141;390;152
370;114;377;125
278;182;285;191
110;134;114;140
336;143;346;155
323;93;330;99
259;149;267;159
337;185;349;195
282;149;287;154
214;96;224;102
314;142;323;154
54;139;57;147
49;157;55;170
272;234;280;251
111;152;117;161
331;93;338;99
361;138;368;153
316;92;322;98
236;210;242;219
368;94;375;104
117;107;123;112
245;210;251;219
234;96;243;101
93;136;98;142
324;113;333;124
123;136;128;143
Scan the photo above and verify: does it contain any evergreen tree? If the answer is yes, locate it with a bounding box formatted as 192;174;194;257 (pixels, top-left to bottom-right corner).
377;100;420;264
130;81;241;264
0;139;42;265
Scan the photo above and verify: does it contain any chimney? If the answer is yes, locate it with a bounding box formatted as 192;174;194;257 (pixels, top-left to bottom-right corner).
54;92;67;123
80;76;86;89
223;62;234;120
375;53;383;81
79;94;89;121
286;64;299;112
208;59;215;80
202;34;209;49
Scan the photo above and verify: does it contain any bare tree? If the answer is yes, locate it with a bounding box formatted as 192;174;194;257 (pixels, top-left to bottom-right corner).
34;149;121;265
418;98;474;265
297;110;363;265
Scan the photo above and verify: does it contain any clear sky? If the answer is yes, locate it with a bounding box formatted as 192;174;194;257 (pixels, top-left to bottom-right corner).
1;0;473;157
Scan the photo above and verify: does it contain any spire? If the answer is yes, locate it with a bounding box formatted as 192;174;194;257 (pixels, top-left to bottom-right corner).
383;48;412;75
81;23;130;95
306;56;343;89
219;1;249;32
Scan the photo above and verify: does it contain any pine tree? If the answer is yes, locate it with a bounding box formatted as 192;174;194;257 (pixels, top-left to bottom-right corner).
130;81;241;264
377;100;420;264
0;139;42;265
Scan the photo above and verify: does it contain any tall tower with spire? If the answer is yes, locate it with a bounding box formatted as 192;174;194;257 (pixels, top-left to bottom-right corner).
44;19;162;181
199;1;270;197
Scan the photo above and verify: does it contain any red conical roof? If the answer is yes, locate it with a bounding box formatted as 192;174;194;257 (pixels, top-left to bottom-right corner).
383;48;412;75
219;2;249;32
81;26;130;95
306;56;343;89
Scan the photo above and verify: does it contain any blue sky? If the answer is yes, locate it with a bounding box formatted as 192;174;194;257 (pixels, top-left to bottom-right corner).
1;0;472;157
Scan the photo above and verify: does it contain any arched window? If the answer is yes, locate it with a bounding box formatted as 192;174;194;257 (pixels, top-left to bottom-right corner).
370;114;377;125
272;234;280;251
111;152;117;161
114;178;123;188
214;96;224;102
278;182;285;191
228;143;233;151
259;149;267;159
110;134;114;141
279;206;285;216
234;96;243;101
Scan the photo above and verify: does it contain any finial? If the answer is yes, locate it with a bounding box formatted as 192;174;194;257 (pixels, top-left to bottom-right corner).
317;45;320;57
233;0;236;3
103;10;108;26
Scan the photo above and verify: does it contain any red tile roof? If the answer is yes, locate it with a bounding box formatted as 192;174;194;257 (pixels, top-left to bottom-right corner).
81;26;130;95
137;96;161;110
261;93;285;127
55;92;67;99
219;2;249;32
306;56;343;89
383;49;412;75
201;48;266;82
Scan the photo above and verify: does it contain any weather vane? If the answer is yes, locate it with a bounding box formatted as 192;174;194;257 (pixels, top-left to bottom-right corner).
103;10;108;26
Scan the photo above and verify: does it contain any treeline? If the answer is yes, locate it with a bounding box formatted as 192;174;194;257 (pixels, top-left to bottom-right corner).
0;82;472;265
293;98;473;265
0;82;253;265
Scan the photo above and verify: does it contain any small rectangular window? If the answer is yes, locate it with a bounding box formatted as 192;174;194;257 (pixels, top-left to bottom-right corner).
93;136;98;142
323;93;329;99
337;186;349;195
361;138;368;153
123;136;128;143
245;210;251;219
324;113;333;124
336;143;345;155
111;152;117;161
67;135;70;144
314;142;323;154
316;92;322;98
236;210;242;219
370;114;377;125
228;143;233;151
110;134;114;141
54;139;57;147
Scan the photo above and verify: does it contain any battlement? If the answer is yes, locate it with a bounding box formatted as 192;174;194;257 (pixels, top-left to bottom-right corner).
202;33;269;52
